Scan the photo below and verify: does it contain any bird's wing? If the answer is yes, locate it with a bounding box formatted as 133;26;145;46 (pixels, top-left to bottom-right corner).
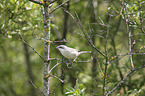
68;47;78;52
78;51;91;55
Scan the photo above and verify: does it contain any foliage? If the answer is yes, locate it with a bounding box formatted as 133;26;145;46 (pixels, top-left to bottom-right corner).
0;0;145;96
65;80;88;96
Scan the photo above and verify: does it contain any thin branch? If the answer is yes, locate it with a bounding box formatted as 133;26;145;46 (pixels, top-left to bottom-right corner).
102;11;112;96
19;38;44;61
49;83;61;95
110;51;145;63
126;19;134;69
139;0;145;34
50;0;69;14
49;63;61;73
29;0;43;5
30;79;44;95
49;0;56;4
106;65;145;96
99;17;105;26
45;74;64;83
74;59;92;63
51;75;64;83
96;57;104;77
36;36;69;43
110;44;145;62
76;13;106;57
62;9;106;57
130;53;145;55
131;33;145;36
111;15;126;93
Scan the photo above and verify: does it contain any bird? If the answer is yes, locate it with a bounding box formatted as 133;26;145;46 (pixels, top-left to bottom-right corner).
56;45;91;60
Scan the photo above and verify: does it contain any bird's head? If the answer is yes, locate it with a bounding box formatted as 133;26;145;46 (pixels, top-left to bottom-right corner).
56;45;66;50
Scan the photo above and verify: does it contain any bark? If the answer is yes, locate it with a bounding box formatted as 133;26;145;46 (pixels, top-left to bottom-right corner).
43;0;51;95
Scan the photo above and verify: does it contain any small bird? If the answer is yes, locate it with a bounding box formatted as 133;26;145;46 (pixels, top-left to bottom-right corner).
56;45;91;60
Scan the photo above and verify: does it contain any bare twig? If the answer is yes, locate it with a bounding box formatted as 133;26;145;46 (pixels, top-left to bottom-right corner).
19;38;44;61
138;0;145;34
49;83;61;95
30;79;44;95
110;51;145;63
50;0;69;14
106;65;145;96
131;33;145;36
45;74;64;83
36;36;69;43
96;57;104;77
126;19;134;69
110;44;145;61
63;9;105;57
111;15;126;93
102;11;112;96
51;75;64;83
49;63;61;73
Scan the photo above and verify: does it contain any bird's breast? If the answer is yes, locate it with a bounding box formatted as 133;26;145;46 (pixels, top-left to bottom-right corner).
60;49;78;59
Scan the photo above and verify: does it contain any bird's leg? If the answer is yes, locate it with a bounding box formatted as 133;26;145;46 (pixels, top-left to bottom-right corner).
64;57;78;69
72;56;78;63
66;62;73;69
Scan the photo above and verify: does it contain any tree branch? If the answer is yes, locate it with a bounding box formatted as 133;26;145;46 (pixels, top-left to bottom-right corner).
30;79;44;95
19;38;44;60
49;63;61;73
102;11;112;96
126;19;134;69
50;0;69;14
106;65;145;96
62;9;106;57
43;0;51;95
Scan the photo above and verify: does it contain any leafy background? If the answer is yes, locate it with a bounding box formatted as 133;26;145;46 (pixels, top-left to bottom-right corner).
0;0;145;96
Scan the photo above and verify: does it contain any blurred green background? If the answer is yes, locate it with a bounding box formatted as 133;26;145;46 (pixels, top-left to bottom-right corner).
0;0;145;96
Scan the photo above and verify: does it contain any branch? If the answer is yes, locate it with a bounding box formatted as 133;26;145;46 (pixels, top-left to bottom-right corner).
50;0;69;14
126;19;134;69
138;0;145;34
49;83;61;95
42;0;54;94
103;11;112;96
45;73;64;83
106;65;145;96
131;33;145;36
29;0;43;5
111;44;145;61
52;75;64;83
110;52;145;63
49;62;61;73
30;79;44;95
62;9;106;57
75;13;106;57
96;57;104;77
36;36;69;43
18;38;44;61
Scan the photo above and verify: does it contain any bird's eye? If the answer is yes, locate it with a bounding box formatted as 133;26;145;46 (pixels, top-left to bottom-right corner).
59;46;64;49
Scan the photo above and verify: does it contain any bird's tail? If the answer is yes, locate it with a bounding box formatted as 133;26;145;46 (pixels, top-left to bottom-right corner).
78;51;91;55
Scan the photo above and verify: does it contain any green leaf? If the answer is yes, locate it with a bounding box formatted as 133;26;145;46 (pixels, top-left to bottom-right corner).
10;0;15;4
